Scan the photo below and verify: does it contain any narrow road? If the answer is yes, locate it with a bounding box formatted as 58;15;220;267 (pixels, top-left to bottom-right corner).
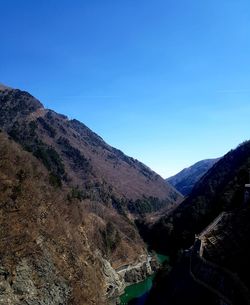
190;236;250;305
198;212;226;238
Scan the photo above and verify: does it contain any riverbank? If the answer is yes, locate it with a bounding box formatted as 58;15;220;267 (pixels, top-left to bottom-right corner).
118;253;168;305
120;274;155;305
104;253;159;305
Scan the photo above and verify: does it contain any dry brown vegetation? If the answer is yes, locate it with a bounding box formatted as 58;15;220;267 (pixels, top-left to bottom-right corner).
0;86;182;304
0;86;181;206
0;132;145;304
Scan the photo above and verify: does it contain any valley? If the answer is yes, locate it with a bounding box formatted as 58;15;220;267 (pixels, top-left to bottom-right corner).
1;2;249;305
1;84;250;305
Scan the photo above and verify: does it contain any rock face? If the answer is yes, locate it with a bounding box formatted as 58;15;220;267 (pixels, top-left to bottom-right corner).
124;262;151;283
102;258;125;299
0;258;71;305
167;158;219;196
121;256;158;284
103;255;159;304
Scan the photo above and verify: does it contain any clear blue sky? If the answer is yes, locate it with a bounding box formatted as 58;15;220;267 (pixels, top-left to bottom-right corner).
1;0;250;177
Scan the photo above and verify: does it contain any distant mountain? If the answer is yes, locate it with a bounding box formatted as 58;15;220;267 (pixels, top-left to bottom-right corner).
167;158;220;196
0;84;182;305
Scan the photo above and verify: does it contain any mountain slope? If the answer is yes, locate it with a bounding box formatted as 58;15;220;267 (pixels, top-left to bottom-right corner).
167;158;219;196
0;84;182;305
0;131;106;305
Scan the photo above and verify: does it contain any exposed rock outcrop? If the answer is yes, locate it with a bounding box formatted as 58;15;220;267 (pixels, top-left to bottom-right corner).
0;256;71;305
102;258;125;299
102;255;160;304
121;256;158;284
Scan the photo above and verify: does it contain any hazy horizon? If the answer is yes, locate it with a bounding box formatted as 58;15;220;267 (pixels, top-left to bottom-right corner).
1;0;250;177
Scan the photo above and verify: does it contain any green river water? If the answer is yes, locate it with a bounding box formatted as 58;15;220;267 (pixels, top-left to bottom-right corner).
119;254;168;305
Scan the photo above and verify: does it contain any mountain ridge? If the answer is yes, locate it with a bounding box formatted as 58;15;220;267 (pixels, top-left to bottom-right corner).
0;84;181;206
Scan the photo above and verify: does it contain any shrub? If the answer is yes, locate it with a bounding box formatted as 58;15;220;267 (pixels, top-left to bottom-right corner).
49;173;62;188
67;186;85;201
37;117;56;138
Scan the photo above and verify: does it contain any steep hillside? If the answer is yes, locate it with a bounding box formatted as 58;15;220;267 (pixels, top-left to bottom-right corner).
0;124;146;305
0;131;106;304
0;84;182;305
167;158;219;196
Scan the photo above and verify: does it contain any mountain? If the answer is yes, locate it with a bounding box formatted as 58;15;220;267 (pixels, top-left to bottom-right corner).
0;85;181;209
167;158;220;196
139;140;250;305
0;84;182;305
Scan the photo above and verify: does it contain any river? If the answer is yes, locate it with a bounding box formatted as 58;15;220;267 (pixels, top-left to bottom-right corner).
119;254;168;305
